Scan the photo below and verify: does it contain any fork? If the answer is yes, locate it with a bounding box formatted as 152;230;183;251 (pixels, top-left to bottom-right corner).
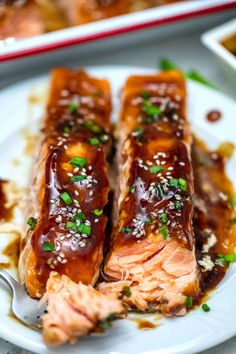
0;268;47;329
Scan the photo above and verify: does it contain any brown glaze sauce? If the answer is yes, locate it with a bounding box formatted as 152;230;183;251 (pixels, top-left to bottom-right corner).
23;69;112;296
0;180;14;222
107;75;194;260
192;136;236;296
131;318;158;330
206;110;222;123
221;32;236;56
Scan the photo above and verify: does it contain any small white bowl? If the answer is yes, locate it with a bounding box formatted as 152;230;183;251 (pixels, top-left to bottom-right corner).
201;18;236;82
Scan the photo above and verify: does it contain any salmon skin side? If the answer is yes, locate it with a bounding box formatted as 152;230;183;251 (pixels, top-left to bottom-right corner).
19;68;112;298
99;71;199;316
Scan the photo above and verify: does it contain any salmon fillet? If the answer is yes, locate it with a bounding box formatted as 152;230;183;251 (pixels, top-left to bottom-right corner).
99;71;199;316
0;1;44;40
19;68;112;298
42;272;124;347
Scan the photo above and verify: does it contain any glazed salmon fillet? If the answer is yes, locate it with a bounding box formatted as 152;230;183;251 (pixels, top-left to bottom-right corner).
19;68;112;298
42;272;124;347
99;71;199;315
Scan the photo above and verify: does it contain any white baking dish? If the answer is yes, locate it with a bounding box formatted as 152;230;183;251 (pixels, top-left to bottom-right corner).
201;18;236;82
0;0;235;62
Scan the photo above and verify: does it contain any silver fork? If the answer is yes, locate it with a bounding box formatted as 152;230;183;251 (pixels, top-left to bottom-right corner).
0;268;47;329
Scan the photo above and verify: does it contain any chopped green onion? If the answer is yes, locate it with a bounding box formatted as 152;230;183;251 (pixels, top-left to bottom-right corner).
129;185;135;193
143;100;162;117
93;209;103;216
100;134;109;143
70;175;86;183
63;126;71;133
155;183;165;198
202;303;210;312
75;213;85;220
68;102;78;113
122;226;132;234
175;200;182;210
134;127;144;133
107;313;117;321
77;223;91;235
60;192;73;205
159;225;169;240
169;178;179;187
178;178;187;191
159;58;179;71
141;91;151;99
99;321;109;330
69;156;87;168
224;254;236;262
185;70;217;89
186;296;193;308
161;213;168;223
231;198;236;208
85;119;102;133
149;165;163;174
88;137;100;146
65;221;77;230
122;285;131;297
27;217;37;230
42;241;54;252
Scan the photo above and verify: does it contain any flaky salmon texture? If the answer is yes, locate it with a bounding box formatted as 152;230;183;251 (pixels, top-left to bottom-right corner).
99;71;200;316
42;272;125;347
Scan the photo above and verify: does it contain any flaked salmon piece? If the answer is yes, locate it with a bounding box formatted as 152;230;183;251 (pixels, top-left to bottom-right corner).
19;68;112;298
42;272;124;347
99;71;199;315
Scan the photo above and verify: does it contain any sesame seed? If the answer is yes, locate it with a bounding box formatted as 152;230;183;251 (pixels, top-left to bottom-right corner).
179;162;185;166
74;167;79;173
89;191;94;197
67;173;73;177
88;165;92;170
50;199;55;204
168;166;174;171
166;172;171;175
94;218;99;223
74;191;79;196
161;161;166;165
61;259;67;264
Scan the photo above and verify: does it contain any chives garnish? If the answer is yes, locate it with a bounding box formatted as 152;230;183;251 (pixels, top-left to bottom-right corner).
68;102;78;113
65;221;77;230
160;58;179;71
69;156;87;168
100;134;109;143
122;285;131;297
175;200;181;210
70;175;86;183
231;199;236;208
99;321;109;330
63;126;71;133
93;209;103;216
88;137;100;146
179;178;187;191
217;254;236;263
42;241;54;252
75;213;85;220
149;165;163;174
134;127;144;133
143;100;162;117
161;213;168;223
60;192;73;205
107;313;117;321
122;226;132;234
141;91;150;99
202;303;210;312
169;178;179;187
85;119;102;133
129;185;135;193
186;296;193;308
27;217;37;230
77;223;91;235
159;225;169;239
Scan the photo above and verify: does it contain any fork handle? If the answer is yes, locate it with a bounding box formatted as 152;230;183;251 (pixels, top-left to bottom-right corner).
0;268;20;294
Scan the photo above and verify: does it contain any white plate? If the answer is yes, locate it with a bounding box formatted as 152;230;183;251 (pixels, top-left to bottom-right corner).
0;0;235;62
0;65;235;354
